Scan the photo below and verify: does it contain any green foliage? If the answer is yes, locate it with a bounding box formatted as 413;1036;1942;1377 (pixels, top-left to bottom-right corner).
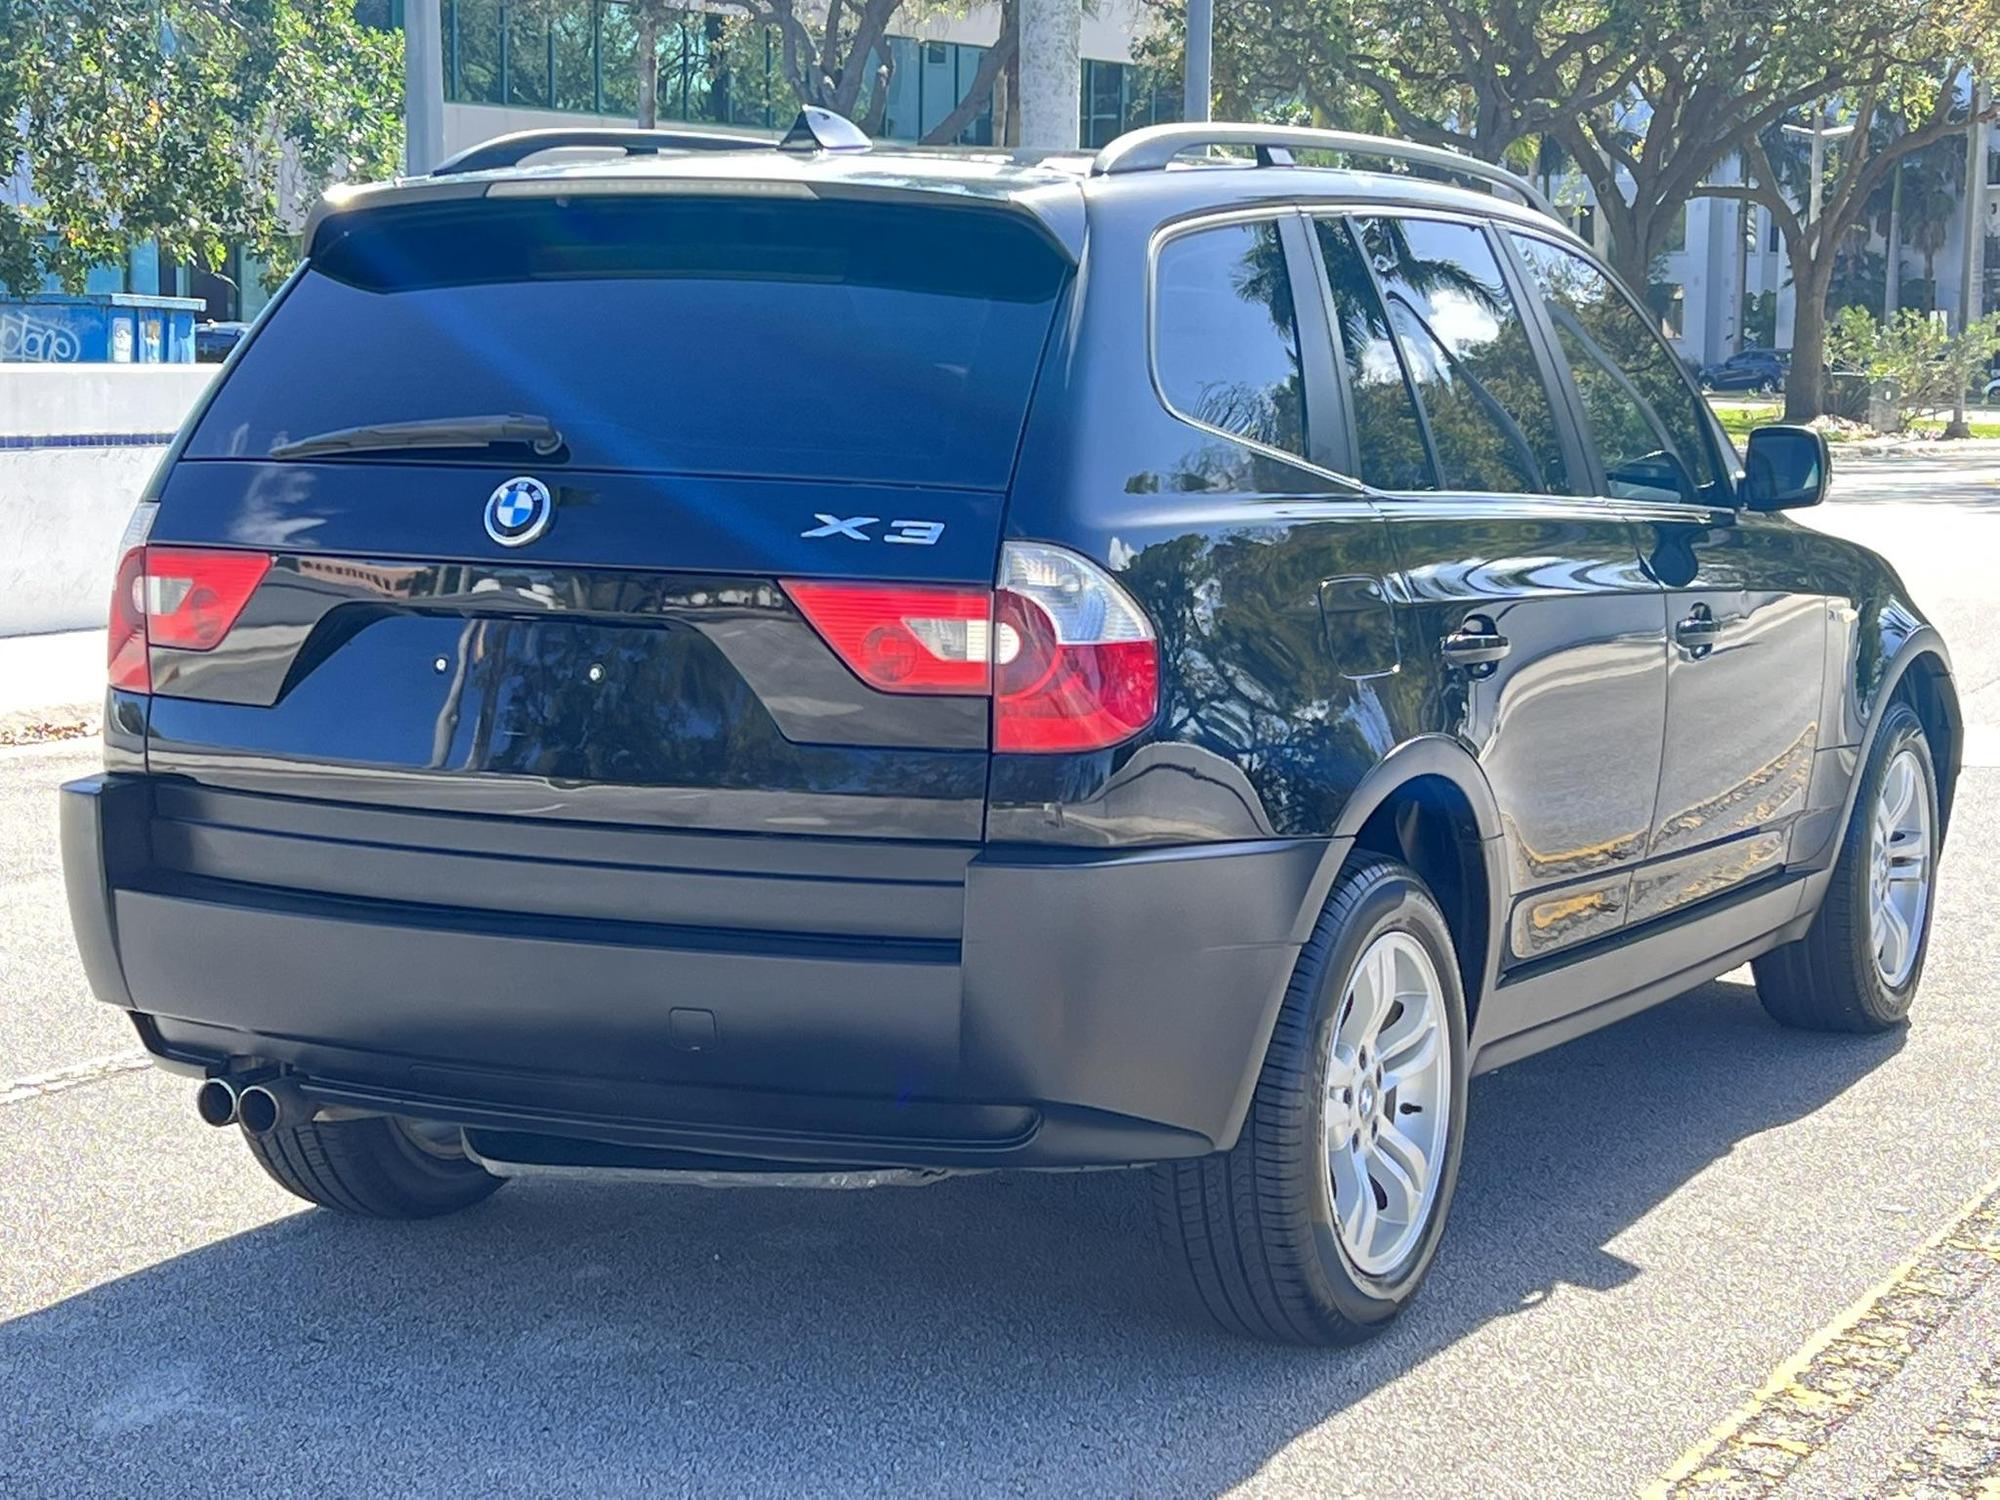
0;0;404;296
1829;305;2000;427
1137;0;1359;124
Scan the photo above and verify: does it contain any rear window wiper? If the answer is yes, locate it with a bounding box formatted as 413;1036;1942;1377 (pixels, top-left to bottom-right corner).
269;413;564;460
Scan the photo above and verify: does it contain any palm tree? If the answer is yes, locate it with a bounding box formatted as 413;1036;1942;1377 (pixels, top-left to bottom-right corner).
1892;140;1965;313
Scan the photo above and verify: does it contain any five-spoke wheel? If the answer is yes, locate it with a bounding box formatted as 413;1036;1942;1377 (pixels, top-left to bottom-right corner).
1324;932;1451;1278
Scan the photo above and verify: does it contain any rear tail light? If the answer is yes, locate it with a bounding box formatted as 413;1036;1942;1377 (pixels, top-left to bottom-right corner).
779;582;991;694
784;541;1158;754
992;542;1158;752
106;505;271;693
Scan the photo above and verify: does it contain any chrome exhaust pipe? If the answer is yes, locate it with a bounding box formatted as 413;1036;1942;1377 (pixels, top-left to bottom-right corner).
236;1078;309;1138
194;1076;239;1127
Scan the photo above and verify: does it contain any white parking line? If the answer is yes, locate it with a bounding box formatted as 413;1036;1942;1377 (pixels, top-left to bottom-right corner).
0;1050;152;1107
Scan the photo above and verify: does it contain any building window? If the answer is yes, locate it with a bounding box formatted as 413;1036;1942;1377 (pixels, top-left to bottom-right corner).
432;0;1173;147
1079;59;1177;148
1988;149;1999;187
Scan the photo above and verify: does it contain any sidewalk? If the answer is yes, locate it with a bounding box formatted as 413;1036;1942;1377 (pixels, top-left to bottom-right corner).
0;629;105;746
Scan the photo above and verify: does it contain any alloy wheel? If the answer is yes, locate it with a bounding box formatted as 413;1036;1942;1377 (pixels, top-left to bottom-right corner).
1325;932;1452;1277
1869;747;1932;989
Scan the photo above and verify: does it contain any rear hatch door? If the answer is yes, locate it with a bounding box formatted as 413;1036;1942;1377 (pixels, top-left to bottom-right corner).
144;190;1072;842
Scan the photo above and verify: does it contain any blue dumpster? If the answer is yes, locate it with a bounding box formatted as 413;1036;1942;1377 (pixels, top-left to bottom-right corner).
0;293;204;363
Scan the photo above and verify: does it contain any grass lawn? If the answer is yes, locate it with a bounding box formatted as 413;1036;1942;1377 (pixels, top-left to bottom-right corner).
1704;395;2000;443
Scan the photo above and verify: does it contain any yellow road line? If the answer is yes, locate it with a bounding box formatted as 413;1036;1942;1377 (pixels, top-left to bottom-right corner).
1645;1169;2000;1499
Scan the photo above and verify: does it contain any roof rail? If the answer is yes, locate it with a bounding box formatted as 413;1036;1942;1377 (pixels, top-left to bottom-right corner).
429;109;871;179
1089;124;1557;219
431;127;769;177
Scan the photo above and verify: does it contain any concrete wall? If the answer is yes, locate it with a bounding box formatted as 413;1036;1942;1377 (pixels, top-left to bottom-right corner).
0;364;216;636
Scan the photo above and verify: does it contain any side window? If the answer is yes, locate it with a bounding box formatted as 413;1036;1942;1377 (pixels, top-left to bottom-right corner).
1153;220;1307;458
1354;216;1572;495
1511;234;1723;504
1313;219;1435;491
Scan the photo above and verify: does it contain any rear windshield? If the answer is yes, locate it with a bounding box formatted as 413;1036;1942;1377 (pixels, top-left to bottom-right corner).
187;195;1070;488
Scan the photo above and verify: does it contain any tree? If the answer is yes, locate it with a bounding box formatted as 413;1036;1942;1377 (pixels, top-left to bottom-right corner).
608;0;985;135
0;0;403;297
921;0;1017;144
1829;301;2000;426
1139;0;1359;124
1537;0;1965;299
1705;63;1999;418
1347;0;1644;163
1875;136;1966;310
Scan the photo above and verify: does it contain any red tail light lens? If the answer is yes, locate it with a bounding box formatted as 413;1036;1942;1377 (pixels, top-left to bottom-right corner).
105;525;272;692
141;547;271;651
108;544;151;692
783;543;1158;754
783;582;993;694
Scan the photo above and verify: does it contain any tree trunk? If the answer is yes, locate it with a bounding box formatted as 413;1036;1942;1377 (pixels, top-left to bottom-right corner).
1784;272;1830;421
635;10;660;129
1016;0;1078;150
921;5;1016;145
1606;232;1652;301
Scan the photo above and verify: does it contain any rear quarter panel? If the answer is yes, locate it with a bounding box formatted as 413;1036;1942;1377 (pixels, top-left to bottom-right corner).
994;189;1433;847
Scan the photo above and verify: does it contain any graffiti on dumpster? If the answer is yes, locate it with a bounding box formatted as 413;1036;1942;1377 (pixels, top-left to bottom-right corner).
0;309;84;362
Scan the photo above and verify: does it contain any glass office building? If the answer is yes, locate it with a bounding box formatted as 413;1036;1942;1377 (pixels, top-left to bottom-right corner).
436;0;1177;147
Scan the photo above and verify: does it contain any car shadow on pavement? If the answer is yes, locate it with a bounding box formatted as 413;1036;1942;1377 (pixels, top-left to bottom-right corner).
0;977;1903;1495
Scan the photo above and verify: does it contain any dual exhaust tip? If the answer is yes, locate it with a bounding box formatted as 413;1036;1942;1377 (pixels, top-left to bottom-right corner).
194;1074;306;1136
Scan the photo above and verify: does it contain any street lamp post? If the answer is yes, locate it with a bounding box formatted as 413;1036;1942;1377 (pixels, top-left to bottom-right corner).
1778;108;1856;370
1947;81;1989;439
404;0;446;175
1184;0;1213;124
1781;107;1858;254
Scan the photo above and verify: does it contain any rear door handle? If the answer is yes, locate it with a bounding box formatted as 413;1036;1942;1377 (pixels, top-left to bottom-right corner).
1675;605;1722;655
1441;620;1511;668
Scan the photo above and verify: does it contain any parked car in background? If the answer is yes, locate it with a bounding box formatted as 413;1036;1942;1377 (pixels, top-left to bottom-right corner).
1700;347;1788;393
62;115;1961;1347
193;320;248;363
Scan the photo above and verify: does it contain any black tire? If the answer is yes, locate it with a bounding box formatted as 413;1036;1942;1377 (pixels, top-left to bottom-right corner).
244;1114;504;1219
1754;701;1938;1033
1153;856;1470;1345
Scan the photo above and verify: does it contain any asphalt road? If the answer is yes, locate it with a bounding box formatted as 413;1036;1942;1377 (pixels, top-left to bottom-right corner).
3;447;1998;1497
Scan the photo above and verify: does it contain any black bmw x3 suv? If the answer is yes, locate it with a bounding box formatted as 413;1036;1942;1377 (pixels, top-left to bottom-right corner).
63;112;1960;1345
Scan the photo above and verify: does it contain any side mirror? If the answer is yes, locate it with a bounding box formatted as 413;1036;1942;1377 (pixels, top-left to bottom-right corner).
1742;425;1829;511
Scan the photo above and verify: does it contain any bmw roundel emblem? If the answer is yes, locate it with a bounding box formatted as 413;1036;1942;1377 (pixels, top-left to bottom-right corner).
485;476;554;547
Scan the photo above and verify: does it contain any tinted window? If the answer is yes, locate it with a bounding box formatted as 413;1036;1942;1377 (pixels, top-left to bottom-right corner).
189;198;1069;489
1511;234;1723;503
1154;220;1307;457
1355;216;1570;495
1314;219;1434;490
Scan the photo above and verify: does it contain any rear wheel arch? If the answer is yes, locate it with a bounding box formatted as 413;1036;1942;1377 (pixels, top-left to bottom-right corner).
1322;740;1505;1031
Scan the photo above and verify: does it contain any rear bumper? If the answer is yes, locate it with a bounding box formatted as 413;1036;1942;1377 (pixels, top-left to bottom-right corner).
61;775;1333;1169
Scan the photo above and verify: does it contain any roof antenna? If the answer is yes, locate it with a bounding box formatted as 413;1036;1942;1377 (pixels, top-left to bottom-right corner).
779;107;872;154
